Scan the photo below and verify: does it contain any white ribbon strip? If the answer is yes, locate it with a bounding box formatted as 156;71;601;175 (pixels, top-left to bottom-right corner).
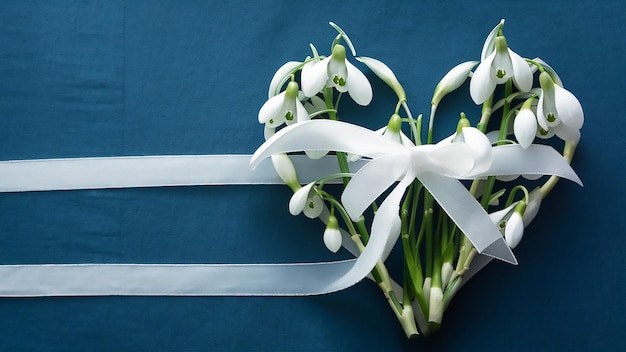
0;154;380;297
0;155;362;192
0;262;359;297
0;132;581;297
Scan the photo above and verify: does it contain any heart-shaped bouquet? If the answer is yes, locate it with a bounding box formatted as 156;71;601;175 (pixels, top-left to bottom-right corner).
252;20;583;337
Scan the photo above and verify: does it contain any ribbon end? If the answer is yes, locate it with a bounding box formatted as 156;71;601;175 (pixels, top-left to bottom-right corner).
480;239;518;265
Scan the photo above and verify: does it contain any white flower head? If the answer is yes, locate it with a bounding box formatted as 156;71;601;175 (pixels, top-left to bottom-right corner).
470;21;533;105
537;72;584;144
301;44;372;106
432;60;478;106
289;182;324;219
323;214;342;253
258;81;310;129
271;154;299;191
513;98;538;148
492;200;527;249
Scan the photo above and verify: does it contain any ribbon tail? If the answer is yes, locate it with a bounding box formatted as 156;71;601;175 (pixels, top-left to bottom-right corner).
324;174;413;291
418;172;517;264
471;144;582;185
341;153;409;221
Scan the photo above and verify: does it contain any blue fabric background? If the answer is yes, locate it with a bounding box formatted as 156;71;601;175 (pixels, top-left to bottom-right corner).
0;1;624;351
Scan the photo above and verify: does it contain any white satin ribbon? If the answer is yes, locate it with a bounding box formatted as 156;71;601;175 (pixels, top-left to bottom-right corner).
251;119;582;276
0;155;362;192
0;121;581;297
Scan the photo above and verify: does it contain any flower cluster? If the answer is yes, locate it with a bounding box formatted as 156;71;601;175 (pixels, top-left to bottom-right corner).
252;21;583;338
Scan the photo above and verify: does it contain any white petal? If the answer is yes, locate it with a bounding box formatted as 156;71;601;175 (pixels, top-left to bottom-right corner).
432;61;478;105
536;93;550;130
258;92;286;126
264;125;275;141
268;61;302;98
305;150;329;159
271;154;298;187
505;212;524;248
496;174;520;182
301;57;330;97
289;182;315;216
327;57;349;93
513;109;538;148
345;60;373;106
488;203;515;224
356;56;405;99
536;126;554;139
509;49;533;92
295;99;310;123
554;123;581;144
303;194;324;219
492;48;513;84
554;85;584;130
304;95;327;115
470;51;497;104
323;227;342;253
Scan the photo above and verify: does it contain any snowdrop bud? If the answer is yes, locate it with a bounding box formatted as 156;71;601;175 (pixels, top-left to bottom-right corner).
356;56;406;101
323;215;342;253
382;114;403;144
514;97;538;148
431;61;478;106
505;201;526;248
271;154;299;191
387;113;402;133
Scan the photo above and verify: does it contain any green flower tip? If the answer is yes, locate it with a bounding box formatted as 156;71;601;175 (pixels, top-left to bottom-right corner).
387;114;402;133
326;214;340;230
285;81;299;99
331;44;347;62
539;71;555;91
456;113;471;134
514;200;527;215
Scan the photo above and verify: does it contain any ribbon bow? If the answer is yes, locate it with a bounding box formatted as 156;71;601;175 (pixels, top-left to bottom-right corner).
252;119;582;289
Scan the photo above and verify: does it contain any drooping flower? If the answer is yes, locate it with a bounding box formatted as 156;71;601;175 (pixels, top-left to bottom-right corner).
270;154;300;191
537;72;584;143
504;201;526;249
323;214;342;253
288;182;324;219
356;56;406;101
470;21;533;105
432;61;478;106
258;81;309;129
514;97;538;148
301;44;372;106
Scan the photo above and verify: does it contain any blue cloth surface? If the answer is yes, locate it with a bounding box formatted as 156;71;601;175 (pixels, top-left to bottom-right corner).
0;1;624;351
